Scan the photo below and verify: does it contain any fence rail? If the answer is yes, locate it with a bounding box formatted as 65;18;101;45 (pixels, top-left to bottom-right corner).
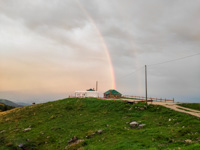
123;95;174;103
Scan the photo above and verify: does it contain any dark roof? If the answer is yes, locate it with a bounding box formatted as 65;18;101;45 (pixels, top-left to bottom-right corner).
87;88;95;91
104;89;122;95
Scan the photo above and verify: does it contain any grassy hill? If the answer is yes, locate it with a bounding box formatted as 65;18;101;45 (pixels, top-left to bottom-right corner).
0;99;21;107
0;103;14;112
0;98;200;150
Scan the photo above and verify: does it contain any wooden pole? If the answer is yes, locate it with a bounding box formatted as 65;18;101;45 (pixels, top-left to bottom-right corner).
96;81;98;91
145;65;147;103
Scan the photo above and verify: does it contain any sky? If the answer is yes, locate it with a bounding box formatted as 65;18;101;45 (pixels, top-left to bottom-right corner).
0;0;200;103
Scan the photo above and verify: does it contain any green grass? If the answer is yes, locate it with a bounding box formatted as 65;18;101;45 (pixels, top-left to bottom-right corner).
176;107;193;112
0;98;200;150
177;103;200;111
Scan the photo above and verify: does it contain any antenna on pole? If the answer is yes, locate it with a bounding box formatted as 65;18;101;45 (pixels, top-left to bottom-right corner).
145;65;148;103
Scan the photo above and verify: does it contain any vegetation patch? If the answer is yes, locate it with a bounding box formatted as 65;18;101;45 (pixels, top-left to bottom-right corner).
0;98;200;149
176;107;193;112
177;103;200;111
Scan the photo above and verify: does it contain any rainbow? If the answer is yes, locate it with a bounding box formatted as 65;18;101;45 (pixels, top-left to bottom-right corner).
76;1;116;89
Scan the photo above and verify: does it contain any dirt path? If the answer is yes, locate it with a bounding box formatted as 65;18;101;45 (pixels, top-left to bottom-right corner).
149;102;200;118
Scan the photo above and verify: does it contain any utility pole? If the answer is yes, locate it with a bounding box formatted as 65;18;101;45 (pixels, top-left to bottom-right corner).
96;81;98;91
145;65;147;103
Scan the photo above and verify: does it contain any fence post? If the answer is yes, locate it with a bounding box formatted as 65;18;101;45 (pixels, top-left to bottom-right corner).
173;98;174;103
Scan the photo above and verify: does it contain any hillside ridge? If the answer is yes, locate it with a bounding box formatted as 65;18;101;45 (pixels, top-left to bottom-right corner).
0;99;21;107
0;98;200;150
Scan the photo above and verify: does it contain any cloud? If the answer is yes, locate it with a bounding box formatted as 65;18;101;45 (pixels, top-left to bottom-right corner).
0;0;200;102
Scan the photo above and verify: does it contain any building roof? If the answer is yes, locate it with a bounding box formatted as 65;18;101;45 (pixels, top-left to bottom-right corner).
75;91;98;93
104;89;122;95
87;88;95;91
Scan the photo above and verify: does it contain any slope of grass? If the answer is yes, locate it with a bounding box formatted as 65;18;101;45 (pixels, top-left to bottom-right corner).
0;103;14;112
0;98;200;150
177;103;200;111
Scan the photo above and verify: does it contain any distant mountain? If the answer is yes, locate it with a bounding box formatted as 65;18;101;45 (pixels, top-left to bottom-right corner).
0;99;21;107
0;103;14;112
16;102;31;106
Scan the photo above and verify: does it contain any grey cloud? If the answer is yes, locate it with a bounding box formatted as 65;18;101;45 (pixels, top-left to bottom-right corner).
0;0;200;102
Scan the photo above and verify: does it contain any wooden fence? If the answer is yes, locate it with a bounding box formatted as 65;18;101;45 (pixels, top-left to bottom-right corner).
123;95;174;103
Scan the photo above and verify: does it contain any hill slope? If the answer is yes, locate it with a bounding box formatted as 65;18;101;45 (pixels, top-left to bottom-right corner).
0;99;21;107
0;103;14;112
0;98;200;150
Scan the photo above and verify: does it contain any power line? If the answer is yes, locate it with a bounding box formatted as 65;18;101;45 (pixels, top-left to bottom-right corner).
116;66;144;80
148;52;200;66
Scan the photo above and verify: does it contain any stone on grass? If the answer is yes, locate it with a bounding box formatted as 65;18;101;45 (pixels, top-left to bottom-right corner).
65;139;85;149
139;107;145;110
68;136;78;144
138;124;146;129
23;128;31;132
0;130;6;134
130;121;139;128
96;129;103;134
185;139;192;143
18;144;24;148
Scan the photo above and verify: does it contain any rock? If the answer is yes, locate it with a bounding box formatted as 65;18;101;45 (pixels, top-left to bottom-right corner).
18;144;24;148
0;130;6;134
65;139;85;149
96;129;103;134
23;128;31;132
138;124;146;129
106;124;109;127
122;116;128;119
139;107;145;110
91;132;95;136
185;139;192;143
68;136;78;144
130;121;139;128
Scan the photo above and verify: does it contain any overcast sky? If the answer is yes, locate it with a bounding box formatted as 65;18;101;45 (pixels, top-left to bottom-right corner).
0;0;200;103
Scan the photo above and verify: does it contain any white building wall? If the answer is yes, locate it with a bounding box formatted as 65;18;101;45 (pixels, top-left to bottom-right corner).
75;91;99;98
